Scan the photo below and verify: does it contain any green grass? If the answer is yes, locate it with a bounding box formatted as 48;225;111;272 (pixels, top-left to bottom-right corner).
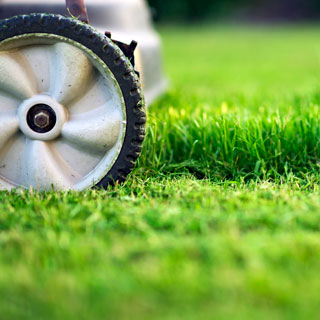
3;24;320;319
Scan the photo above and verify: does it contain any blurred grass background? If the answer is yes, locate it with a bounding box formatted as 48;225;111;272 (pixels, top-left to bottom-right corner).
147;0;320;22
160;25;320;102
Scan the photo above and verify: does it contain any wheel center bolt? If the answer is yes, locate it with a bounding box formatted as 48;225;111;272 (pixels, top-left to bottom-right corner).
26;104;57;134
34;111;50;128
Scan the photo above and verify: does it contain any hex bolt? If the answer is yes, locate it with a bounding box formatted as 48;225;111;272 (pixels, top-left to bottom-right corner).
34;111;50;129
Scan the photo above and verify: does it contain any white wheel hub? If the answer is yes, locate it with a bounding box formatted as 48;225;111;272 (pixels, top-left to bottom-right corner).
0;34;126;191
18;95;67;141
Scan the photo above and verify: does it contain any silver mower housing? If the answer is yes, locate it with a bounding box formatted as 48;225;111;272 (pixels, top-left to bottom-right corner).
0;0;167;105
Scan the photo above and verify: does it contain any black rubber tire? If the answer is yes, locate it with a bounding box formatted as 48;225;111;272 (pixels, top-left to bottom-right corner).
0;13;146;189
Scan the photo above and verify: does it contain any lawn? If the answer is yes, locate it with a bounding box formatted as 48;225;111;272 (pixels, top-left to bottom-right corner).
2;24;320;319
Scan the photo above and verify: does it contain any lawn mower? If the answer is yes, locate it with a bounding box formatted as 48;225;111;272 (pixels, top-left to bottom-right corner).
0;0;166;191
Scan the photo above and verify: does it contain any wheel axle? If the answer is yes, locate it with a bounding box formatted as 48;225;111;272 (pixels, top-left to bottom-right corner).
26;104;57;134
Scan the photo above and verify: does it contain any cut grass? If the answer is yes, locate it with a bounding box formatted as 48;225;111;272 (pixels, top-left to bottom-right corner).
2;24;320;319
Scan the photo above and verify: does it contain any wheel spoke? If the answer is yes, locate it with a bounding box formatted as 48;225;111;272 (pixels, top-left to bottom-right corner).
54;139;104;177
0;178;14;190
68;76;113;115
0;93;20;113
20;45;52;94
0;134;25;187
50;42;94;106
0;112;19;151
0;52;36;100
61;107;122;153
20;140;81;190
